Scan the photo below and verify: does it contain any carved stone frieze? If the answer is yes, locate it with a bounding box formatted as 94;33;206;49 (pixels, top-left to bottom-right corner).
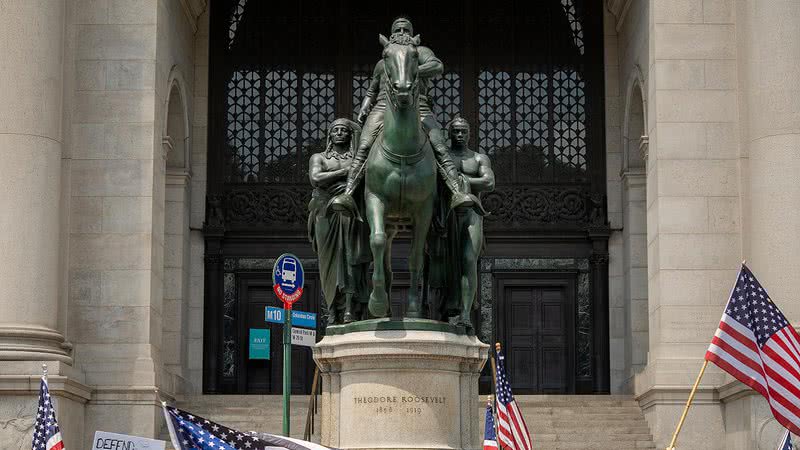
482;185;598;228
224;186;311;227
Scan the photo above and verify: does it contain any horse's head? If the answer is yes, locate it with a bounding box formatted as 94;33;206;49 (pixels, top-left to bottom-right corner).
379;33;421;109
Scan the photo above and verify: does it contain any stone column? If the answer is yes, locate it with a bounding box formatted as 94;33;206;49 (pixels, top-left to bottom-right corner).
0;0;70;362
741;0;800;317
722;3;800;448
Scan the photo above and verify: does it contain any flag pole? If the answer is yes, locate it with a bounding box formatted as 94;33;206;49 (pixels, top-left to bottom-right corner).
491;343;502;449
41;364;48;382
303;365;320;440
490;343;499;390
665;359;709;450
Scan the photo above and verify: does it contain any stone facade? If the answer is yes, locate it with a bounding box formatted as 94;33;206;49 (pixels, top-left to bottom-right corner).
0;1;798;449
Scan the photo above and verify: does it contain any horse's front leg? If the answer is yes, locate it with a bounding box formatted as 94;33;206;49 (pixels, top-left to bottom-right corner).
365;191;389;318
407;196;435;318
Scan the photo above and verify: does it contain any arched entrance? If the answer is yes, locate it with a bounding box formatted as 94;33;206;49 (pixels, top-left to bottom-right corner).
621;69;648;389
162;73;193;389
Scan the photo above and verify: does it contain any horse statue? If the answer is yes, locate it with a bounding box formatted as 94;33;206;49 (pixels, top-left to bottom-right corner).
358;33;436;319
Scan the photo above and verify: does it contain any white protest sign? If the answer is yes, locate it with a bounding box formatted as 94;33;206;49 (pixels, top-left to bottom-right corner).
291;327;317;347
92;431;165;450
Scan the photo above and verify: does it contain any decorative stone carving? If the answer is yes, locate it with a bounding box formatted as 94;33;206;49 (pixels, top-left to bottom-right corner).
224;187;310;226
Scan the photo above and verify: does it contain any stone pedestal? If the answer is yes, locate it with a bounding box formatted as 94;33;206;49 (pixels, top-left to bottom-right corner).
312;325;488;450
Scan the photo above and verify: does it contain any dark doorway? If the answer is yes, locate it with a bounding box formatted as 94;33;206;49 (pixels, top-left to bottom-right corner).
235;274;318;394
496;274;576;394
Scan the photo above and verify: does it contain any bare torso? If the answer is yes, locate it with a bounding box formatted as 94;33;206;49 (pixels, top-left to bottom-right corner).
448;148;494;195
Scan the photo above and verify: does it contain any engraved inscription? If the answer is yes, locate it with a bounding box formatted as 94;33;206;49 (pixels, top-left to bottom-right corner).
352;395;448;416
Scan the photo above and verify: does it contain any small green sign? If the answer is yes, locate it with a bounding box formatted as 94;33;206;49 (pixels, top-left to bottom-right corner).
249;328;270;360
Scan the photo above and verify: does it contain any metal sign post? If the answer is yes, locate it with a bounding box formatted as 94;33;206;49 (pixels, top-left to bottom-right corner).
283;300;292;436
272;253;304;437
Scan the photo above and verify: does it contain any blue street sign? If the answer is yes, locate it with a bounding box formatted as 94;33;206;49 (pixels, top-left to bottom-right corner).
272;254;305;306
265;306;316;329
290;310;317;329
266;306;284;324
248;329;270;360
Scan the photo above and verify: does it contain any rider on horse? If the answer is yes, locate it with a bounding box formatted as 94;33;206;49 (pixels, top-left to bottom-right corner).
330;16;476;216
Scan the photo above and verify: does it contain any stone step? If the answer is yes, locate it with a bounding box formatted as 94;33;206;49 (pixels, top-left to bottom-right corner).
523;413;648;421
519;405;644;412
174;394;658;449
528;426;652;434
531;442;655;449
532;433;654;442
516;395;642;405
527;417;650;424
497;395;657;449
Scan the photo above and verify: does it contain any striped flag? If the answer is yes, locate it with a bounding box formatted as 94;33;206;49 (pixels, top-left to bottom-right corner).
163;403;330;450
705;264;800;435
495;348;531;450
483;399;498;450
778;428;792;450
31;375;64;450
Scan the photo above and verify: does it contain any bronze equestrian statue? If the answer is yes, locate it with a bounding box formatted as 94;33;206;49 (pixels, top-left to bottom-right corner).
313;18;494;325
330;16;475;218
355;31;437;318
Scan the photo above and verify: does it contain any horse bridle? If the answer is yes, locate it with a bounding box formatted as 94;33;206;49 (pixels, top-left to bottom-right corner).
383;54;420;111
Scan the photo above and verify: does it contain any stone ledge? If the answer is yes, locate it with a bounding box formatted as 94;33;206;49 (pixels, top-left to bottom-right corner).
717;379;759;404
92;386;175;406
324;318;470;336
0;374;92;404
636;384;721;412
314;330;488;370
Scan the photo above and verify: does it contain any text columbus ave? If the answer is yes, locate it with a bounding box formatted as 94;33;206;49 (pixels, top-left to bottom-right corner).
353;395;447;405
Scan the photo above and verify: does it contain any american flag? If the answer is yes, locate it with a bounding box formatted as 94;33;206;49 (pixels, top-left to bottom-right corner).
483;400;498;450
163;404;330;450
778;429;793;450
705;264;800;435
31;377;64;450
495;348;531;450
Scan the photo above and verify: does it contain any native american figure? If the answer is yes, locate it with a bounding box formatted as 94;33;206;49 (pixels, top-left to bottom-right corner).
308;118;371;325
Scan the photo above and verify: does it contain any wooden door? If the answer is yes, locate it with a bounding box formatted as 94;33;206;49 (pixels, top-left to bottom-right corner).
498;275;575;394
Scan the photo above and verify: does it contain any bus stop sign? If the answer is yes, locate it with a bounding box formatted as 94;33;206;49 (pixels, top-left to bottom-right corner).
272;253;304;307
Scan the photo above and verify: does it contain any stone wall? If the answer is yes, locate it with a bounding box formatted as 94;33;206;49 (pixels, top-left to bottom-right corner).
603;6;625;394
186;7;209;394
66;0;204;446
634;0;741;448
606;0;652;396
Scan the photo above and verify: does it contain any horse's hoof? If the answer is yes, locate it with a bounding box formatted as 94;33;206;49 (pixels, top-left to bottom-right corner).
456;313;472;329
343;312;355;324
406;299;423;318
368;291;389;317
405;309;423;319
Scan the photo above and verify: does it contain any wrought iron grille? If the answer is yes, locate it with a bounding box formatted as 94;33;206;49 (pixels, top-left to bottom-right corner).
211;0;604;229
